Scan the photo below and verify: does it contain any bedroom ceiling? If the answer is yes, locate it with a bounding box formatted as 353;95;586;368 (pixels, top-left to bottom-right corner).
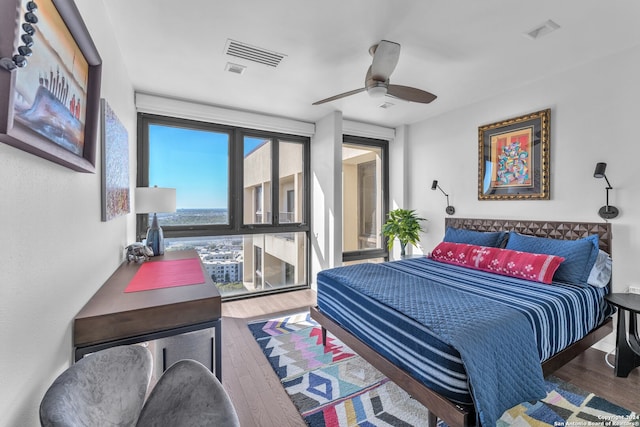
103;0;640;128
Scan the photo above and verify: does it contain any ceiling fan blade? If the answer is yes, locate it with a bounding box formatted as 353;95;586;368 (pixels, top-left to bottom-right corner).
312;87;366;105
387;84;437;104
370;40;400;81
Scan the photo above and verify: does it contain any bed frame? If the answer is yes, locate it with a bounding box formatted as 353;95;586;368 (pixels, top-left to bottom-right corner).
310;218;613;427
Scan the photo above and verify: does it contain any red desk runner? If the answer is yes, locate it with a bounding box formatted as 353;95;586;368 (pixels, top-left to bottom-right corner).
125;258;205;293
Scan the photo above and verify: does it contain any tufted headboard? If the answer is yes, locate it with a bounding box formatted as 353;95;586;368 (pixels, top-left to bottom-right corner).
444;218;612;255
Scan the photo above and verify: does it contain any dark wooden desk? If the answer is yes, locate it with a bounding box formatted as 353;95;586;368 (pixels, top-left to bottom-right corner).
604;292;640;377
74;250;222;380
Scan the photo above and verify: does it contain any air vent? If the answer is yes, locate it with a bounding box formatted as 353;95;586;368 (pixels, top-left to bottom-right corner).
225;62;247;75
224;39;286;67
524;19;560;40
378;101;395;109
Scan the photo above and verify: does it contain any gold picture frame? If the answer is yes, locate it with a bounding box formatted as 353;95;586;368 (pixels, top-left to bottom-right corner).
478;109;550;200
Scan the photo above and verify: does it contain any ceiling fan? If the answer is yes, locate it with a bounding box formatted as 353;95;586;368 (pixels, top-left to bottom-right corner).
312;40;437;105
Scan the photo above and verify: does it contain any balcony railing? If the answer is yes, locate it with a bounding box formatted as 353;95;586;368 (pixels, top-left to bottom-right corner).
254;211;296;224
279;211;295;223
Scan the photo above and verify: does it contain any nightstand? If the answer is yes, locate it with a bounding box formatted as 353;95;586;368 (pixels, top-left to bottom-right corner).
604;293;640;377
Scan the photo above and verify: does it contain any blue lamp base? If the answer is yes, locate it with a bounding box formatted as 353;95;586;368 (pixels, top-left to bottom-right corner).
146;213;165;256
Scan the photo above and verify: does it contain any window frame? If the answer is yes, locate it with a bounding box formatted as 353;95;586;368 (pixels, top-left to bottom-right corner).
342;135;389;263
137;114;236;237
137;114;311;239
137;113;311;300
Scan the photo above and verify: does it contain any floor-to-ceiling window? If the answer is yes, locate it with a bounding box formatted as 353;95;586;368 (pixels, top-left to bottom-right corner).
342;135;389;264
137;114;310;300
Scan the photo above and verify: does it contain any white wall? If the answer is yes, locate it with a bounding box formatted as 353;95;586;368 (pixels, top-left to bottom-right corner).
407;44;640;293
311;112;343;282
388;124;410;258
0;1;136;425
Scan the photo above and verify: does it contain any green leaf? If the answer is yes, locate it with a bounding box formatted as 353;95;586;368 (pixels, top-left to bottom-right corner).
381;208;426;251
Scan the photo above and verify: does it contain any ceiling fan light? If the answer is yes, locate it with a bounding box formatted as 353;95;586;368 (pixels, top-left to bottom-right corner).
367;85;387;98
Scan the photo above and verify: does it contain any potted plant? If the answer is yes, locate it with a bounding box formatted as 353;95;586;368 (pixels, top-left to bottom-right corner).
382;208;426;257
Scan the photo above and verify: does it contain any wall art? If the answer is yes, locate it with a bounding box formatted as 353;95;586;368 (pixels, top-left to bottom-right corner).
101;99;129;221
0;0;102;172
478;109;550;200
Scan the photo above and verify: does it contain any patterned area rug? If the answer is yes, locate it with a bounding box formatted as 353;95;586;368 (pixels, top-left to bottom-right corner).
248;312;639;427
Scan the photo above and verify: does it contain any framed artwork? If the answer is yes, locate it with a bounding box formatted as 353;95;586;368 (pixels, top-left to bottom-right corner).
0;0;102;173
478;109;550;200
100;99;129;221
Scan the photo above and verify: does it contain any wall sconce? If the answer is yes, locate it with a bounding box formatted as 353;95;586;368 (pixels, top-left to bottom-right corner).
593;162;619;219
431;180;455;215
0;1;38;71
135;186;177;256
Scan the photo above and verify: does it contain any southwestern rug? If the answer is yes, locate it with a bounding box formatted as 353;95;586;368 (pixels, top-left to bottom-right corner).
248;312;639;427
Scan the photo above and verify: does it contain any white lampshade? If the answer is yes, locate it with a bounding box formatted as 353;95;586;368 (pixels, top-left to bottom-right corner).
135;187;176;214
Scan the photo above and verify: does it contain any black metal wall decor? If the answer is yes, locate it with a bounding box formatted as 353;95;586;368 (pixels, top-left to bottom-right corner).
0;1;38;71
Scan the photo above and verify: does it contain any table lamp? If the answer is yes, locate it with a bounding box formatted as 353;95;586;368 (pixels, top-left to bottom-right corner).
135;186;177;256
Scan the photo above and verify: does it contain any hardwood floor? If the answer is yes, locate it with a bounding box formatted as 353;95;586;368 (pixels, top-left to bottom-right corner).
221;289;640;426
222;289;316;427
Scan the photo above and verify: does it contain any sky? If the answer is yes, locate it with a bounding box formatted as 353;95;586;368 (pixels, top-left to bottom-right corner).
149;124;264;209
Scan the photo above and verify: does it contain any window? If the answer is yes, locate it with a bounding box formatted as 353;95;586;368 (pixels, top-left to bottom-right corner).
138;114;310;300
342;135;389;264
244;137;271;225
285;190;295;223
358;160;377;249
279;141;304;224
254;246;263;289
147;122;230;227
285;262;295;284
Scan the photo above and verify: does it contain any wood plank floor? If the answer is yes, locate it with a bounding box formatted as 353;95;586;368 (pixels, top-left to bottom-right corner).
221;289;640;426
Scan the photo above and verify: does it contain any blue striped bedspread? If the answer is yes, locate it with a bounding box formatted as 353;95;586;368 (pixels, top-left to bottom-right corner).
316;257;613;426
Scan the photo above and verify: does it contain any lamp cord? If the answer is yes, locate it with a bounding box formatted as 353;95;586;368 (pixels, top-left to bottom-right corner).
604;347;615;369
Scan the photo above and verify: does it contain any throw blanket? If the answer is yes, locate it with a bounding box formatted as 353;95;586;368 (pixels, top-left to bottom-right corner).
319;263;547;427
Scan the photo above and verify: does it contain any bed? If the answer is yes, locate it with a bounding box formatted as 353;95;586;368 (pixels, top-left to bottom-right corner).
310;218;614;427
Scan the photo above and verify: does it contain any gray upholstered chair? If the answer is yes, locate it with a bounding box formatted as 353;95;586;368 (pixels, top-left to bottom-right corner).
136;359;240;427
39;345;153;427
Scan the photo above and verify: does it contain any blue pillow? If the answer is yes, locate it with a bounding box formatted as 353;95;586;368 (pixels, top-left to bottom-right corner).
504;232;599;284
443;227;507;248
587;250;612;288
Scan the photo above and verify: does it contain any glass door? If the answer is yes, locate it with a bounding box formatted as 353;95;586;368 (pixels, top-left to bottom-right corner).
342;136;389;264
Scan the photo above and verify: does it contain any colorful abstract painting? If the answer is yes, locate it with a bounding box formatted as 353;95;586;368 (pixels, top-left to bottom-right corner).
100;99;129;221
478;109;550;200
490;128;533;188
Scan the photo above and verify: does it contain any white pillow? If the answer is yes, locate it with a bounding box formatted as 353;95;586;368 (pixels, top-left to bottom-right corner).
587;250;612;288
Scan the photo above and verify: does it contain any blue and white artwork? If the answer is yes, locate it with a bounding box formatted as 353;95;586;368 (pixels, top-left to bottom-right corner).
101;99;129;221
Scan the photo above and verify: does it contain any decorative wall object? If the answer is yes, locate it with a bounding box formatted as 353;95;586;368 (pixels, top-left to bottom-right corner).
0;0;102;173
0;1;38;71
478;109;550;200
592;162;619;219
101;99;129;221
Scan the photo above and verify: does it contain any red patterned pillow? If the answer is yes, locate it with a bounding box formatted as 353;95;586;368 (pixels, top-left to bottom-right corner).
430;242;565;284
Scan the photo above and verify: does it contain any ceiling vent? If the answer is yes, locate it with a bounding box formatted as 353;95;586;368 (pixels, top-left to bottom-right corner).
378;101;395;109
524;19;561;40
224;39;286;67
225;62;247;75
